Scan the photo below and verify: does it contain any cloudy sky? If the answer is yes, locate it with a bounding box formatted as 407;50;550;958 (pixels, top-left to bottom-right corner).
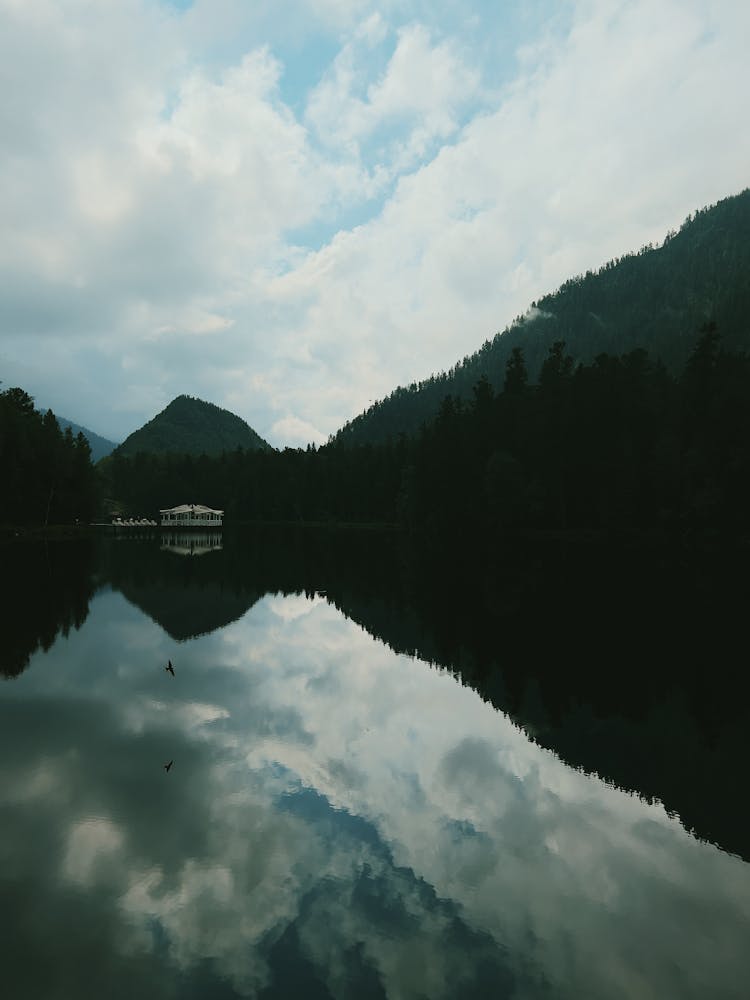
1;0;748;446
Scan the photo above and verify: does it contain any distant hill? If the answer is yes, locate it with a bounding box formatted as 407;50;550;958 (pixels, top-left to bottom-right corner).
113;394;271;458
335;187;750;445
56;416;118;462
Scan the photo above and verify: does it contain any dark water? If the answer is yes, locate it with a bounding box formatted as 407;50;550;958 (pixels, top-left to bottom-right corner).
1;530;749;999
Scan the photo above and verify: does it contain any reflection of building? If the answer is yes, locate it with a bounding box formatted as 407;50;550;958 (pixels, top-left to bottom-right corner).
161;532;223;556
160;504;224;528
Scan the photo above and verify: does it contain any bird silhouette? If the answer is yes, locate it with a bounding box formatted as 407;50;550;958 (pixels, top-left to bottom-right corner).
164;760;173;772
165;660;175;676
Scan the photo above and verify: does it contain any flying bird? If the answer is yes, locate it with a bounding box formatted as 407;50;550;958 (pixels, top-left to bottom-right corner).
164;760;173;772
165;659;175;676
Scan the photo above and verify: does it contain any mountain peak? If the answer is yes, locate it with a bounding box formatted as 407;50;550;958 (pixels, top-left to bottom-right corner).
114;395;271;458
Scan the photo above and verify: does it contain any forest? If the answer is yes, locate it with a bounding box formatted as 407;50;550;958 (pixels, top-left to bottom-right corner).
3;323;749;546
102;326;750;542
334;187;750;445
115;393;271;458
3;189;749;540
0;387;99;528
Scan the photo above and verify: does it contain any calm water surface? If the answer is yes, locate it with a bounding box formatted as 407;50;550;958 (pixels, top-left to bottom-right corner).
1;533;749;999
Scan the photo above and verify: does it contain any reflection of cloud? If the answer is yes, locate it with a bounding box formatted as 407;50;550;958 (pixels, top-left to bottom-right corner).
440;735;504;786
3;588;750;998
125;698;230;734
265;592;325;621
438;735;523;823
64;817;124;887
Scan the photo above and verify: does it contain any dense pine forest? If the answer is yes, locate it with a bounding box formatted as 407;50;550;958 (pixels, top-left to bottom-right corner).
0;387;99;528
105;326;750;540
56;416;118;462
335;188;750;446
114;394;271;458
104;189;750;536
4;189;750;539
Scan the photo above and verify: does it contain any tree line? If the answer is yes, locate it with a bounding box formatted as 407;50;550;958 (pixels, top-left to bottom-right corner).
334;187;750;446
105;326;750;540
0;387;99;527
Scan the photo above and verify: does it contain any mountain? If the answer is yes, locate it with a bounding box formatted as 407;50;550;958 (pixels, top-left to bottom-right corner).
335;187;750;445
113;394;271;458
56;416;118;462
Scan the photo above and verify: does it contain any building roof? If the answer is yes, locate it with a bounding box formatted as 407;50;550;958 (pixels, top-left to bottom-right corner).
159;504;224;515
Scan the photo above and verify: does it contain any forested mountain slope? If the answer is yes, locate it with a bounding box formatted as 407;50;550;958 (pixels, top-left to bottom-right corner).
56;416;118;462
108;327;750;539
335;188;750;445
113;394;271;459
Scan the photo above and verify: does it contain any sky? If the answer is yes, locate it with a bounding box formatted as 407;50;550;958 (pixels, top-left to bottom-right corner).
0;0;748;447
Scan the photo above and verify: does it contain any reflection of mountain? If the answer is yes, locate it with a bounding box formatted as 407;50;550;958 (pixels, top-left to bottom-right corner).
118;580;257;641
102;538;262;640
183;525;747;861
10;527;749;860
320;536;750;862
1;539;97;679
5;531;748;1000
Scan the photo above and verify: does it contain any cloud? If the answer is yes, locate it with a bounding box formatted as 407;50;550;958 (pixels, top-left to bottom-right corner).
0;0;748;444
306;21;480;167
269;414;328;447
251;0;750;440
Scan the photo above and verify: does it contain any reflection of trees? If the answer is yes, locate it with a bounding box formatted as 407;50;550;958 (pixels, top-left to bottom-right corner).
101;538;264;641
210;527;748;861
6;527;748;859
1;539;97;678
325;535;750;861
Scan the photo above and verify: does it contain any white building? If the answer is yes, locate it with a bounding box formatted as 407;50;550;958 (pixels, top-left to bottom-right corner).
159;504;224;528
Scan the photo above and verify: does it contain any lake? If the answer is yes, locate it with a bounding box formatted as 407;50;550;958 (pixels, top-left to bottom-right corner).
1;529;749;998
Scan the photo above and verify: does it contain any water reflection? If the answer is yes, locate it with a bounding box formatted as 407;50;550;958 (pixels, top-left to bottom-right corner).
0;538;97;678
2;579;749;999
161;531;223;556
102;536;263;641
2;532;750;998
4;529;750;859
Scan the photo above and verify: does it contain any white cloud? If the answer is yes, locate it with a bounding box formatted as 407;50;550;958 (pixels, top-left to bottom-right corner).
0;0;748;443
270;414;328;447
306;21;480;158
250;0;750;439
